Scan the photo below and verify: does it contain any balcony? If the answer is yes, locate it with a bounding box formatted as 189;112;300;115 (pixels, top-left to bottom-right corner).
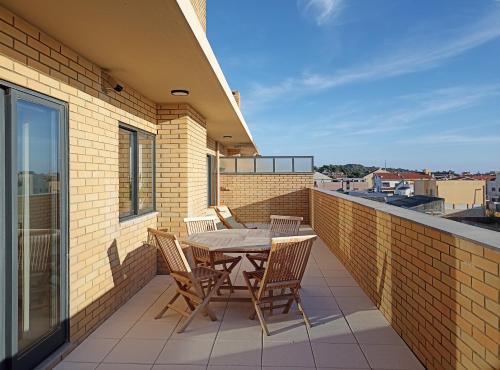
54;227;425;370
53;187;500;370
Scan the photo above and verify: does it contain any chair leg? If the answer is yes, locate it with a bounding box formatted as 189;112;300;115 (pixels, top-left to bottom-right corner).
176;273;228;333
296;295;312;328
155;291;180;319
254;302;270;336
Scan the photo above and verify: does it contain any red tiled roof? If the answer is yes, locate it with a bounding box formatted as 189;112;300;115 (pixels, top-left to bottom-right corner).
455;175;495;181
375;172;432;180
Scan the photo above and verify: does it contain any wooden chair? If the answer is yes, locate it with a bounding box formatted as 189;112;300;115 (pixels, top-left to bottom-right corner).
242;235;317;335
214;206;257;230
183;216;242;292
184;216;218;236
246;215;303;270
148;228;228;333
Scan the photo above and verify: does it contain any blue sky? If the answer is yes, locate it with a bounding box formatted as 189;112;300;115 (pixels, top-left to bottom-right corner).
207;0;500;172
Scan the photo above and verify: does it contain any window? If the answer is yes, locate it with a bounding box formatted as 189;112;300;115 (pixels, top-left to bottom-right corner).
207;155;216;206
274;157;293;172
236;158;255;173
119;125;155;220
219;157;236;173
256;157;273;172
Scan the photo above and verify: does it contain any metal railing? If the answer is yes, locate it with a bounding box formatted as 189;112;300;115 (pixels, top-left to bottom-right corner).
220;156;314;174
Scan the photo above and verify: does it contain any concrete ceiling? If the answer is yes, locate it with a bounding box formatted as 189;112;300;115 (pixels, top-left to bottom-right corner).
1;0;257;153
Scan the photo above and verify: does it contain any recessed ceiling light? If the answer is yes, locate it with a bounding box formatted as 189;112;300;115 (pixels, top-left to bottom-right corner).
223;135;232;139
171;89;189;96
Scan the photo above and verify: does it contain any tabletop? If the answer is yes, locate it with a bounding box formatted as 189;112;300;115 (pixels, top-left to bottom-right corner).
185;228;277;252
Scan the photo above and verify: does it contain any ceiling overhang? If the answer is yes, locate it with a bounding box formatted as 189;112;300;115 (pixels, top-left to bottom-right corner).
1;0;257;153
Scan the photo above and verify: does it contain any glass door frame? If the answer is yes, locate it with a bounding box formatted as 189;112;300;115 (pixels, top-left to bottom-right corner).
3;83;69;370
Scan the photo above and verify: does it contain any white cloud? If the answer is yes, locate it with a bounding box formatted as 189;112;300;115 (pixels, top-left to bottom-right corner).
399;134;500;145
265;84;500;140
246;8;500;110
298;0;345;26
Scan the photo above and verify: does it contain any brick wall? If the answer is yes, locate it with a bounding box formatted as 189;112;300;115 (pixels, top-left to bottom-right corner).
220;174;313;223
189;0;207;32
311;189;500;370
0;7;161;343
0;4;229;343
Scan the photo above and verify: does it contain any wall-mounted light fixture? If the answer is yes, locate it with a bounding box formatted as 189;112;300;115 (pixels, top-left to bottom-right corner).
171;89;189;96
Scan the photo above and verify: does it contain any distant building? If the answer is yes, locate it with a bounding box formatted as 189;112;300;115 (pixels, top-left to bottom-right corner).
394;181;413;196
314;172;333;187
387;195;445;215
374;172;432;194
414;179;486;211
317;177;370;192
486;172;500;216
362;168;388;188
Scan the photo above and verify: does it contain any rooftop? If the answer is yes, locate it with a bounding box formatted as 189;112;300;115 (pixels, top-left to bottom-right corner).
375;172;432;181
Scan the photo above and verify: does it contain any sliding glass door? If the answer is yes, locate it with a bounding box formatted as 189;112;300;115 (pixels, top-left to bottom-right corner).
1;86;68;370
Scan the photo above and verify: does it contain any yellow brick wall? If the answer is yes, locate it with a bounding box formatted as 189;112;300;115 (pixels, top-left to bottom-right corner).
0;4;229;341
0;7;161;343
189;0;207;32
220;174;313;223
311;189;500;370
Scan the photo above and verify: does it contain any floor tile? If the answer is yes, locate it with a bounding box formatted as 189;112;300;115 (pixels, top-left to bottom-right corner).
125;319;178;340
97;364;152;370
302;296;339;310
330;286;368;297
307;315;356;344
325;276;358;287
217;315;263;340
65;338;118;363
263;313;310;342
263;367;315;370
301;284;334;297
302;276;328;286
335;296;377;312
209;366;261;370
262;340;315;367
170;316;221;342
210;339;261;366
156;339;214;365
153;366;206;370
103;338;165;364
361;344;425;369
311;342;370;368
90;317;137;339
54;362;98;370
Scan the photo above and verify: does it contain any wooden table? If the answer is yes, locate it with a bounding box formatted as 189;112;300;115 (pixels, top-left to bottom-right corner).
185;229;280;302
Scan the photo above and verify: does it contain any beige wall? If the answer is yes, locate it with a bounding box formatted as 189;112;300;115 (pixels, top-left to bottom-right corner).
311;189;500;370
220;174;313;223
415;179;486;208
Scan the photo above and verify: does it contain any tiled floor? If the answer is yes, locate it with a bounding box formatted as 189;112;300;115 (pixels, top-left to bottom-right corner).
55;230;425;370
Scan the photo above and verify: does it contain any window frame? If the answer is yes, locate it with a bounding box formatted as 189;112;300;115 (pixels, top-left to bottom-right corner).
118;123;156;222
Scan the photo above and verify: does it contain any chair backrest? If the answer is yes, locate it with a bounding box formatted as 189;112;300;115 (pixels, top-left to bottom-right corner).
258;235;317;299
183;216;218;236
206;208;226;230
148;228;191;273
18;229;58;273
270;215;303;236
215;206;245;229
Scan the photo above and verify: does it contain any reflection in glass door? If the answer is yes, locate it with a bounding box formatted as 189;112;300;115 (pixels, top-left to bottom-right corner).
2;87;68;370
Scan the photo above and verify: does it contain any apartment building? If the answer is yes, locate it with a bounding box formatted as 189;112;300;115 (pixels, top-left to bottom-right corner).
0;1;266;367
414;178;486;211
0;2;498;370
487;172;500;202
373;171;432;194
